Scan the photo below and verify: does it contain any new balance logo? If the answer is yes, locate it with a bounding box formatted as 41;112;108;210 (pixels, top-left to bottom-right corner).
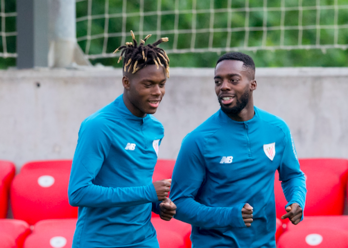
125;143;136;150
220;156;233;164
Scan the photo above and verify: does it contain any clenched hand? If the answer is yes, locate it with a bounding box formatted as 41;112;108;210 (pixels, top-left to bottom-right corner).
242;203;253;227
281;203;302;225
159;198;177;221
153;179;171;201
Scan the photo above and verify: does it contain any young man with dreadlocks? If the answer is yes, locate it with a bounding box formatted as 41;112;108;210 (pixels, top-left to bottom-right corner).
170;52;306;247
68;31;176;248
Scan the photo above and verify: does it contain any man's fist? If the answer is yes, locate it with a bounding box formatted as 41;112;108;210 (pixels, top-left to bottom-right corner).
159;198;177;221
153;179;171;201
242;203;253;227
281;203;302;225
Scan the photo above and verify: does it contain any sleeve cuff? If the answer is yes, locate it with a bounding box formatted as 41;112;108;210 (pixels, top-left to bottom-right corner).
230;202;247;228
147;183;159;202
152;202;161;215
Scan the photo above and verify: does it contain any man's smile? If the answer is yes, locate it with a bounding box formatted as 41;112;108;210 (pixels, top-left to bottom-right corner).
219;95;235;105
148;99;161;108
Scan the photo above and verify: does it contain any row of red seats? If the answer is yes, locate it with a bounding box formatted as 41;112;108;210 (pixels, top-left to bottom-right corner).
0;160;191;248
2;218;348;248
1;159;348;247
0;218;192;248
275;159;348;247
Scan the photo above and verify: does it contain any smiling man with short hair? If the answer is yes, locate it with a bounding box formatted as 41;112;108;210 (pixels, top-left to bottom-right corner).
170;52;307;248
68;31;176;248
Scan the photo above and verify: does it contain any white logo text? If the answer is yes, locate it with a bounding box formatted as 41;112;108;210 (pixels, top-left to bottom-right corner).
125;143;136;150
220;156;233;164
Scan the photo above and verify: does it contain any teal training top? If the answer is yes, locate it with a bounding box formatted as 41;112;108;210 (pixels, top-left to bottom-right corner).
68;95;163;248
170;107;307;248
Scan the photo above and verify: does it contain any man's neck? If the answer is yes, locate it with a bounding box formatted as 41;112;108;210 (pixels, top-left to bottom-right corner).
226;102;255;122
122;93;146;118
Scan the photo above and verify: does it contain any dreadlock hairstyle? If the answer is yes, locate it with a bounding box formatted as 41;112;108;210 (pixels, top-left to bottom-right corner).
113;30;170;78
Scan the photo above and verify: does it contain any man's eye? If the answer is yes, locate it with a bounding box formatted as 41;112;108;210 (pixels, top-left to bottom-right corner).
215;81;221;85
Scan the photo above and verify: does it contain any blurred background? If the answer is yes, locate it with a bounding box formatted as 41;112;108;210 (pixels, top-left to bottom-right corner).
2;0;348;68
0;1;348;247
0;0;346;168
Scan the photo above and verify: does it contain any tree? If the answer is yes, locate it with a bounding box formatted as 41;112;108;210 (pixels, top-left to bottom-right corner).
1;0;347;69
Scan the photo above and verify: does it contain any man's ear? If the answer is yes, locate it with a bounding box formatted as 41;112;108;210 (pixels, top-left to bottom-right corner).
250;80;257;91
122;76;131;90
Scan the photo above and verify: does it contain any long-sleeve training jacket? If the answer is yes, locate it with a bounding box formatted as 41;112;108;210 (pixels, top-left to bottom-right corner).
68;95;163;248
170;107;307;248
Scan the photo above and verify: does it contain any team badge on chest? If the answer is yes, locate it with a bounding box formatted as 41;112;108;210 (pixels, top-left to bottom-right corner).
263;143;276;161
153;139;160;157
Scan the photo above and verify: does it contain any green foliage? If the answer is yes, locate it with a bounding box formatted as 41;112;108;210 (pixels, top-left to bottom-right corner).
1;0;348;69
77;0;348;68
0;0;16;69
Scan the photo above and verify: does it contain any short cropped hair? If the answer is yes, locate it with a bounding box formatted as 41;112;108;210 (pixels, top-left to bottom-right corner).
216;52;255;79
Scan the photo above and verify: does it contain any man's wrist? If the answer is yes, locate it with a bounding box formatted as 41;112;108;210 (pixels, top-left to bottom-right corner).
146;184;159;202
229;202;246;228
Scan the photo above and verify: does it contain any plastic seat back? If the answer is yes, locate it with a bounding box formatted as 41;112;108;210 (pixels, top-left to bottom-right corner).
11;160;77;225
153;159;175;180
277;227;348;248
0;233;16;248
274;158;348;218
286;215;348;232
152;218;191;248
24;219;76;248
0;160;16;218
0;219;31;248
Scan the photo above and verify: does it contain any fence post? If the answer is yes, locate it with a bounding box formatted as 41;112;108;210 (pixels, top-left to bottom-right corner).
16;0;49;69
16;0;90;69
48;0;90;67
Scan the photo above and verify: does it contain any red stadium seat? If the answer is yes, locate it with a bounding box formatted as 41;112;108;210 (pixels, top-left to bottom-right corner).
152;160;176;217
0;160;16;218
152;218;191;248
0;219;31;248
285;216;348;232
152;172;168;184
274;158;348;219
151;170;168;217
24;219;76;248
156;228;185;248
277;227;348;248
276;218;284;242
152;210;160;218
0;233;16;248
153;159;175;180
10;160;77;225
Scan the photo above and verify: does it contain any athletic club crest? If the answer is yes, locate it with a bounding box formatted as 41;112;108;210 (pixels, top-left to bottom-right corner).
263;143;276;161
153;139;160;157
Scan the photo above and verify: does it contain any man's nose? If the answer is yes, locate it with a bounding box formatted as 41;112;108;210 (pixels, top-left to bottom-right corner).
152;84;161;95
220;80;230;91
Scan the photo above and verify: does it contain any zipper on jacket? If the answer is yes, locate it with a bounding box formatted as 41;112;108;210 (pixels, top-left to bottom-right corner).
244;123;252;157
